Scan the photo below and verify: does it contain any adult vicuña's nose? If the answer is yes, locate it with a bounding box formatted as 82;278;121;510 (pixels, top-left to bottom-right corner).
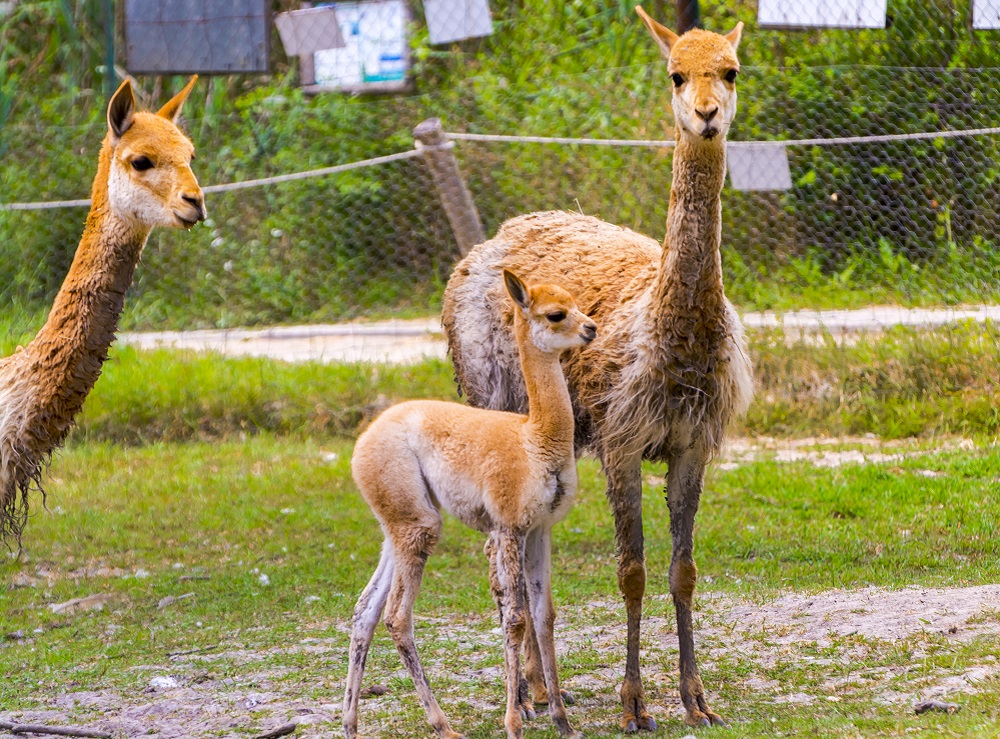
182;192;206;221
696;107;718;122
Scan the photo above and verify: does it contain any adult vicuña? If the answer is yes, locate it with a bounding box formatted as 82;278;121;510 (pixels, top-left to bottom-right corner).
344;270;596;739
0;76;205;544
441;8;753;731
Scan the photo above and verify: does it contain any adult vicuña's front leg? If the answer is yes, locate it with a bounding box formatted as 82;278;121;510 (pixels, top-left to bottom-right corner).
667;448;724;727
606;454;656;733
524;527;581;738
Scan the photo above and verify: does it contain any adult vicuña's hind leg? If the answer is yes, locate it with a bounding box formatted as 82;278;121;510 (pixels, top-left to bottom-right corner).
343;543;395;739
607;454;657;734
524;528;580;738
383;522;465;739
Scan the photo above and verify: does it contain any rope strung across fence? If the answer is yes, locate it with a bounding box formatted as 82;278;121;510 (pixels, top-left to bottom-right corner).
447;125;1000;148
0;149;424;211
201;149;424;194
4;124;1000;211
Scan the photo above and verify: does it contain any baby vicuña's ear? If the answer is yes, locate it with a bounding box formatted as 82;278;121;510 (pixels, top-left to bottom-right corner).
503;269;531;311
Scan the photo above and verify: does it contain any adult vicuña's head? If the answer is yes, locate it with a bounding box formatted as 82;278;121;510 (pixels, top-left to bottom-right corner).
636;6;743;143
503;269;598;354
105;75;206;229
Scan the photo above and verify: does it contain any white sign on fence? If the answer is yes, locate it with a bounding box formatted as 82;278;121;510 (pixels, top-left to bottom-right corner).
424;0;493;45
312;0;408;92
274;7;346;56
758;0;887;29
728;143;792;192
973;0;1000;29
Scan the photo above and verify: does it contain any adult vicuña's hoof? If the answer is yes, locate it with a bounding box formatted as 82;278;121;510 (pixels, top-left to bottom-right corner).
621;697;657;733
636;714;657;731
684;708;725;728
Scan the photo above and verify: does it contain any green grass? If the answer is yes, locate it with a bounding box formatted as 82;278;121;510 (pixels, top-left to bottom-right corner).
3;320;995;445
746;321;1000;439
1;437;1000;736
74;347;460;443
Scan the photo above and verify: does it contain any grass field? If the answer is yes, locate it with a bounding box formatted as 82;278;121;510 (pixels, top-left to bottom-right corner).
5;320;1000;445
1;434;999;737
1;333;999;737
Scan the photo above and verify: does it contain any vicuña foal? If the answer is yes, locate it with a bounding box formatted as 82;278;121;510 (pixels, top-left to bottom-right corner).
0;77;205;544
344;271;595;739
442;8;753;731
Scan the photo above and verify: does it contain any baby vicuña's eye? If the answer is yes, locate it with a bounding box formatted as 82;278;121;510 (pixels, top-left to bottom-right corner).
671;73;684;87
724;69;738;83
546;311;567;323
131;156;154;171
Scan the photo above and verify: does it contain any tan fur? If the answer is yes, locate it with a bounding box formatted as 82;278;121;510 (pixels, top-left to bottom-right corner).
344;273;594;739
441;9;752;731
0;77;204;544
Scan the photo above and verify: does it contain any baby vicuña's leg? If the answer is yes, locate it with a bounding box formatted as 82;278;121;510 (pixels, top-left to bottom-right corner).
524;527;581;738
343;543;395;739
488;535;537;720
494;528;529;739
383;516;465;739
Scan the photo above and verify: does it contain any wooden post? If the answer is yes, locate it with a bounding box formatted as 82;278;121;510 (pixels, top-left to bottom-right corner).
676;0;700;32
413;118;485;256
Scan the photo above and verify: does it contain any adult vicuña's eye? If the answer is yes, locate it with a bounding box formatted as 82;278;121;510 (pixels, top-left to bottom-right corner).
671;73;684;87
131;156;154;171
546;311;567;323
724;69;738;83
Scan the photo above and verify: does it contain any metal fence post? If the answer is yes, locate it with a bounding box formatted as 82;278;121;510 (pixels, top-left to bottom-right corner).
413;117;485;256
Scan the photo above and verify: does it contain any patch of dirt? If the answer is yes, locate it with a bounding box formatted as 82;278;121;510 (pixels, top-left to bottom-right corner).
4;585;999;736
722;584;1000;642
561;584;1000;712
1;683;340;739
717;435;976;470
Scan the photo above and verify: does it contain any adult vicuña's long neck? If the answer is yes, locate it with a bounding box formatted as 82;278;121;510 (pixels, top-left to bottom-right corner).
515;320;574;459
653;132;728;350
22;138;152;447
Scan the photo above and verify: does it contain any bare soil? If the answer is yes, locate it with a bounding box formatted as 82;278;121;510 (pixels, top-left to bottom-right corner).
3;584;998;737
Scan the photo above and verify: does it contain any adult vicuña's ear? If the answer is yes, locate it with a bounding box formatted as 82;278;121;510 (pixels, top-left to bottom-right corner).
107;78;135;140
503;269;530;311
157;75;198;123
725;21;744;51
636;5;678;59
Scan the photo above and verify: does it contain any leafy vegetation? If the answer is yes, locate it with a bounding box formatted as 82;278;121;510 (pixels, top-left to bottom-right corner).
2;1;1000;328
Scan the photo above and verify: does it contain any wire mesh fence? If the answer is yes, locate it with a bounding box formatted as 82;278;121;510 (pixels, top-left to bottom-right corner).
3;0;1000;334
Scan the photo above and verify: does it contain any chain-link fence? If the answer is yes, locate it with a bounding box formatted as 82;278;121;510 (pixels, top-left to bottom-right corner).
3;0;1000;333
